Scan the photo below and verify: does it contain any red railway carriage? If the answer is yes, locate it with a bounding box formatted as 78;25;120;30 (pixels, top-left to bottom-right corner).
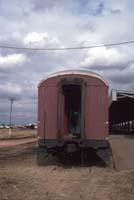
37;70;109;164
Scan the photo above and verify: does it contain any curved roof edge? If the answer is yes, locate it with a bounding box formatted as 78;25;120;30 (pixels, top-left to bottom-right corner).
38;69;108;87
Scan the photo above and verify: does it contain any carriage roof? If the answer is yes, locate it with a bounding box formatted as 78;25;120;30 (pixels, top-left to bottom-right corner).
38;69;108;86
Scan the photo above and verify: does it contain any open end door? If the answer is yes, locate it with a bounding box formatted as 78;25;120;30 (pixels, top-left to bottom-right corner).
57;78;86;139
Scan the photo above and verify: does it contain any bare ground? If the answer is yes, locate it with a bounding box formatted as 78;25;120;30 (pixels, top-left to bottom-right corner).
110;135;134;170
0;142;134;200
0;128;37;139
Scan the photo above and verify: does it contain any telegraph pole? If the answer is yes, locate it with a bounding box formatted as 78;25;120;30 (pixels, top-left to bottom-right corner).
8;97;15;136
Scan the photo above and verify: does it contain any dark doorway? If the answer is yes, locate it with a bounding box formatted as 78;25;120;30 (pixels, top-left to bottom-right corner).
62;85;81;137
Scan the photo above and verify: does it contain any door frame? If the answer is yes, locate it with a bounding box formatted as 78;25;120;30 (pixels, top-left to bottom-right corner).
57;78;86;139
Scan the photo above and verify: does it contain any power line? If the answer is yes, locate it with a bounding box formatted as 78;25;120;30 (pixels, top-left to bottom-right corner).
0;41;134;51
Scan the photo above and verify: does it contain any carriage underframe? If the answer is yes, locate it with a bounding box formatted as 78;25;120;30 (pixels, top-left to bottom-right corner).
37;138;113;167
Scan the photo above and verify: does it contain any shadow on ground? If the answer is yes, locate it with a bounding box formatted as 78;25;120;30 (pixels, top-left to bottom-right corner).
0;143;106;168
39;150;106;168
124;135;134;139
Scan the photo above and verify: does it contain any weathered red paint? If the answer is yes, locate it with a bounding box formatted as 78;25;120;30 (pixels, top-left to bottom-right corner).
38;71;108;141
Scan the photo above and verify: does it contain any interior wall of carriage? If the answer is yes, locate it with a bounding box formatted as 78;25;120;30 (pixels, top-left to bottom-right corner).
61;84;82;137
38;73;109;140
109;91;134;134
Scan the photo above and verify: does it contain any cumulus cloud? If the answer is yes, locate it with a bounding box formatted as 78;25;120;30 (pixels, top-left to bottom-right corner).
24;32;49;44
0;53;27;69
23;32;61;48
80;46;134;70
0;0;134;124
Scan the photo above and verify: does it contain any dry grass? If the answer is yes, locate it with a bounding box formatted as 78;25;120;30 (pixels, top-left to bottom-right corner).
0;143;134;200
0;128;37;139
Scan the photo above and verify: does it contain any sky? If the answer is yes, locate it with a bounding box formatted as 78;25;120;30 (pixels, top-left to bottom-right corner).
0;0;134;124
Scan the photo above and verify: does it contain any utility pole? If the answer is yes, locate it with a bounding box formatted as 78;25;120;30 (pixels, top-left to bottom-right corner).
8;97;15;136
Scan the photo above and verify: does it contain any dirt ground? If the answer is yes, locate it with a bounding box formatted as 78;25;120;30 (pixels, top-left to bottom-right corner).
0;128;37;139
0;137;37;147
109;135;134;170
0;142;134;200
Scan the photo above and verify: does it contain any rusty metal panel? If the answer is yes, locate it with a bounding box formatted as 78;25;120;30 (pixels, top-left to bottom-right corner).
61;94;68;135
38;86;58;139
38;73;108;141
85;86;108;140
38;87;45;139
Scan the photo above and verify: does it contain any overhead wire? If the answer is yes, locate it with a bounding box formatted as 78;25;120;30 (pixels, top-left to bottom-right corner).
0;41;133;51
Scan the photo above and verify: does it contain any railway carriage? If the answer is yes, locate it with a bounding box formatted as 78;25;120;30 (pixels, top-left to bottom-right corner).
37;70;110;165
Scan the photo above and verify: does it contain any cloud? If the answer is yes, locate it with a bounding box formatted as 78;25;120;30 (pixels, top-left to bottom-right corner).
80;46;134;70
24;32;49;45
31;0;62;11
23;32;62;49
0;53;27;69
105;63;134;84
0;0;134;124
0;83;22;98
